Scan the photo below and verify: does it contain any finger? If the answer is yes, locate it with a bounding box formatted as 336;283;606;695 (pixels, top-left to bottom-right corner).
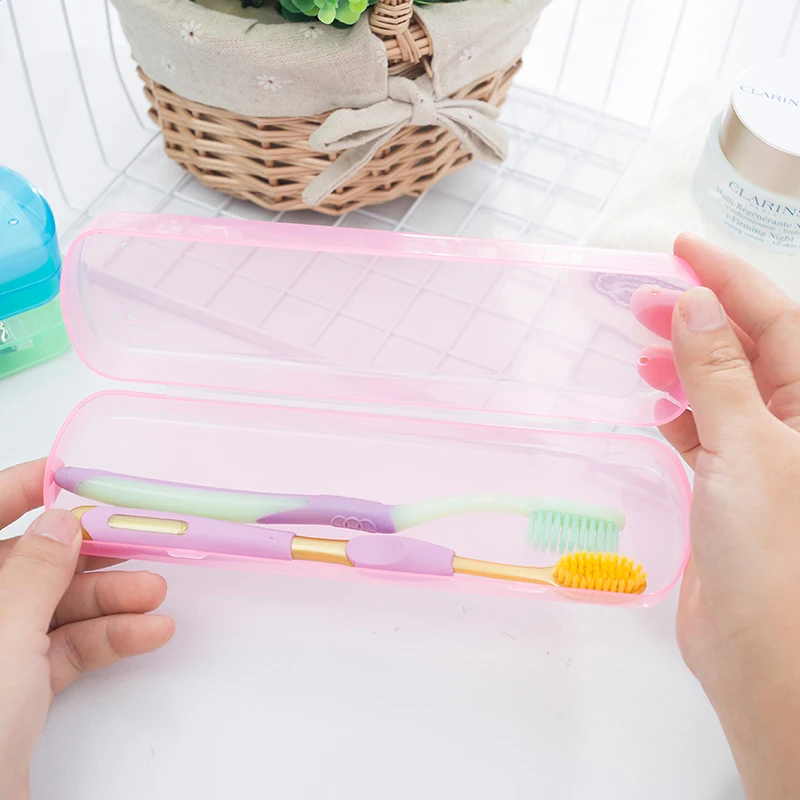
658;409;701;469
631;278;761;363
0;535;125;573
638;344;681;392
0;510;81;632
725;317;776;402
48;613;175;694
672;287;767;455
675;234;800;423
674;233;793;340
0;536;17;565
631;285;684;340
51;571;167;628
638;330;774;403
0;458;46;529
76;554;128;574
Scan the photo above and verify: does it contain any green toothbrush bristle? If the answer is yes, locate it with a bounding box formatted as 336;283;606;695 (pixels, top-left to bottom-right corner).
526;512;620;554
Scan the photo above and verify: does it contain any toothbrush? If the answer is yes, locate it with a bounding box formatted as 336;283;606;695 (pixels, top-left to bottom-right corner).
55;467;625;554
71;505;647;594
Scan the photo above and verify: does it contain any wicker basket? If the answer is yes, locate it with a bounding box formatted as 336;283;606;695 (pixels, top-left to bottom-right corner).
140;0;520;216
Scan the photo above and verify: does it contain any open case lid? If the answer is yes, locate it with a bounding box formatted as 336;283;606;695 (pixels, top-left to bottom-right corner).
61;213;698;427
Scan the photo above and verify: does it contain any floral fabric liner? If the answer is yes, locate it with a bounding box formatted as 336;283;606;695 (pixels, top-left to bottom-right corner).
113;0;550;117
112;0;550;202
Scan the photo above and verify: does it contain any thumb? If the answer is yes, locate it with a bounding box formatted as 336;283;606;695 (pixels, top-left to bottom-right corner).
0;510;82;632
672;287;766;454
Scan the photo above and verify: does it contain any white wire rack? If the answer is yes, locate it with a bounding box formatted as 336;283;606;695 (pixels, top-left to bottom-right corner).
1;0;799;249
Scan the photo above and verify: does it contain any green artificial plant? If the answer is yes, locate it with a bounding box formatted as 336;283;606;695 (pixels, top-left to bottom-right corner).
240;0;464;26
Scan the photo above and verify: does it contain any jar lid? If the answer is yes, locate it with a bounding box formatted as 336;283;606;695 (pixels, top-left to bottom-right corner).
719;58;800;198
0;167;61;320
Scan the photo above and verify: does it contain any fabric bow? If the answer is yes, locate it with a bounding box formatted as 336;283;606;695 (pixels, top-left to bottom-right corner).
302;75;508;206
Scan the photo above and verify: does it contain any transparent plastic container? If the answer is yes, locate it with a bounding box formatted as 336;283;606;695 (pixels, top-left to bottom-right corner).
47;213;697;607
0;167;70;379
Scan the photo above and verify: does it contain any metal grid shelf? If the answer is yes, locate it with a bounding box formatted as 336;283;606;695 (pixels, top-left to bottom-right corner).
70;86;645;249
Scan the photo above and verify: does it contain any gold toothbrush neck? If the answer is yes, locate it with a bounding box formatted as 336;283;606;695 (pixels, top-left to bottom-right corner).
452;556;555;586
289;537;559;586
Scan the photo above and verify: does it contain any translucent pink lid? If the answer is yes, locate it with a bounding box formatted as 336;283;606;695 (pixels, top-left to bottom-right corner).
61;213;698;426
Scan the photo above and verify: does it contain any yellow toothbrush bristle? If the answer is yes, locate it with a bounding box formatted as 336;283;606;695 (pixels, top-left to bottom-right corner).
554;552;647;594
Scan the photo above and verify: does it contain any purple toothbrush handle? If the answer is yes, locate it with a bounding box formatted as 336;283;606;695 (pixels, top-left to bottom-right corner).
258;495;396;533
345;535;455;577
80;506;295;560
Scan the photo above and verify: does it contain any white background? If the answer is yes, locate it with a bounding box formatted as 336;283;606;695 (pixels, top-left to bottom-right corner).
3;0;799;797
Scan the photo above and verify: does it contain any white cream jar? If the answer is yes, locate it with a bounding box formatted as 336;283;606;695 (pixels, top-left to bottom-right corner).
693;58;800;252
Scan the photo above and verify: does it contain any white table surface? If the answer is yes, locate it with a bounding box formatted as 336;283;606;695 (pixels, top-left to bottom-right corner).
1;351;742;799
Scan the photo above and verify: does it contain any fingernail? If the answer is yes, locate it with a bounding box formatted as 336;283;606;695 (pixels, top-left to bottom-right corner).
681;287;725;331
27;511;80;544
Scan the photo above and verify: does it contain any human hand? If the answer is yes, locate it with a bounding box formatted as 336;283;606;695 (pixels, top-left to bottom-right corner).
0;459;174;800
659;234;800;799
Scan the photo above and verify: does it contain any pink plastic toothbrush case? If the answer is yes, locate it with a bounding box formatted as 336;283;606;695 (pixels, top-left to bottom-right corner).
47;213;697;607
